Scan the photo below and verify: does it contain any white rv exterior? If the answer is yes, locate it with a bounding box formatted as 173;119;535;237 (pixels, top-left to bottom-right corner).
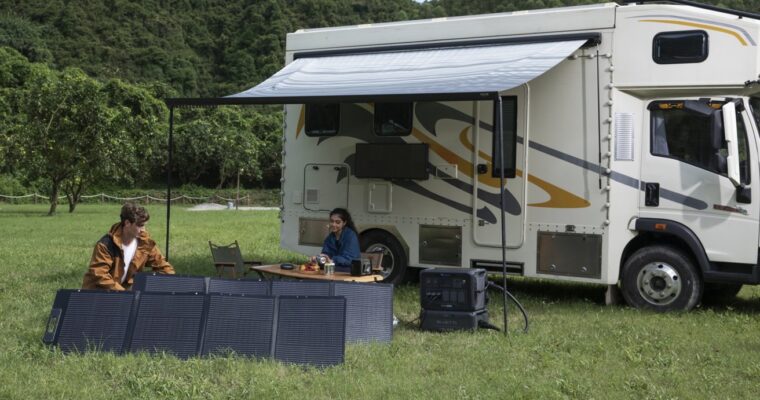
277;2;760;310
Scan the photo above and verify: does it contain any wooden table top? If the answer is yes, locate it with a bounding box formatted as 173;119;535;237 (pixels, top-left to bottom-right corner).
252;264;383;283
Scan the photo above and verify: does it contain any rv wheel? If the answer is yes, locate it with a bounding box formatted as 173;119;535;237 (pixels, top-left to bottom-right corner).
620;245;702;311
360;231;408;284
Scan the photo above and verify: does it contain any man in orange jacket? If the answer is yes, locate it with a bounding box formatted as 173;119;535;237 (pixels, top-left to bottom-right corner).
82;202;175;290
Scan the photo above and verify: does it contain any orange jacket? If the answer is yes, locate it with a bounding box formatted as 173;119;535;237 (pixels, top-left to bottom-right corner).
82;222;175;290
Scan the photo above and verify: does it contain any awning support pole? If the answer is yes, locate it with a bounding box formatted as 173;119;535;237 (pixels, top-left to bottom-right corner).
494;95;509;336
165;106;174;260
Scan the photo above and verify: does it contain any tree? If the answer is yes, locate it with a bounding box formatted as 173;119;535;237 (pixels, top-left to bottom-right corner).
15;66;166;214
173;107;279;188
15;67;110;214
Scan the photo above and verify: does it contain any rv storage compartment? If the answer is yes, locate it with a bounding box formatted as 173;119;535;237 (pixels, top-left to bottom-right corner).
419;225;462;266
299;218;330;246
537;232;602;278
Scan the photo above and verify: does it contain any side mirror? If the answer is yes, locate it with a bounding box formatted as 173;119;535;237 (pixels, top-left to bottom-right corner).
722;101;741;187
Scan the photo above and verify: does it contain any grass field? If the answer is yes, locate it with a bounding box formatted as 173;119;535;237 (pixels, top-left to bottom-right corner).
1;203;759;399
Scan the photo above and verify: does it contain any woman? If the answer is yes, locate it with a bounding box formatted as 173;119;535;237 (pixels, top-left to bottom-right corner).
314;208;361;272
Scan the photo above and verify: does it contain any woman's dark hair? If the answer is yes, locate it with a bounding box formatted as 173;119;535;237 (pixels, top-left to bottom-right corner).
329;208;357;233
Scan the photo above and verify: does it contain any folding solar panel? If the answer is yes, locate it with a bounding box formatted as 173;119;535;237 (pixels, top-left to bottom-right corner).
207;278;270;296
274;296;346;367
43;290;135;354
132;273;207;293
271;280;331;297
201;294;275;358
334;282;394;343
128;292;205;359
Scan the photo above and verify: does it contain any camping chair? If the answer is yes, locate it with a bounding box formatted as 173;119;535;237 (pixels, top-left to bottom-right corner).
361;250;384;273
208;240;263;278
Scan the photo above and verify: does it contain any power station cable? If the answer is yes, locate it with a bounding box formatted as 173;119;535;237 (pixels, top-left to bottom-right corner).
487;282;529;334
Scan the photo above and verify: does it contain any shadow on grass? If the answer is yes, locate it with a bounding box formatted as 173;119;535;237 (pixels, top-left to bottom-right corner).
396;276;609;306
494;278;609;306
700;294;760;313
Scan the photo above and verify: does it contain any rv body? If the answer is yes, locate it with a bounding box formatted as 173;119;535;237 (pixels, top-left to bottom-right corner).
278;2;760;310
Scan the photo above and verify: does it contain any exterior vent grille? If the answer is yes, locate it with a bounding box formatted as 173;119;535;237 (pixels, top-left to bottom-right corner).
305;189;319;204
615;113;634;161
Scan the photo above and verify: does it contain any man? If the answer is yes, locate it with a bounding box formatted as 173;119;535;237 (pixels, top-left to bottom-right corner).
82;202;175;290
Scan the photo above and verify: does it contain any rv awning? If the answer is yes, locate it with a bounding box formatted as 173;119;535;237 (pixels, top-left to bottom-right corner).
167;38;588;106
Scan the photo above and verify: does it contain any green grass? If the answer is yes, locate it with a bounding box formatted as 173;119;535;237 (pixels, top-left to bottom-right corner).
1;204;760;399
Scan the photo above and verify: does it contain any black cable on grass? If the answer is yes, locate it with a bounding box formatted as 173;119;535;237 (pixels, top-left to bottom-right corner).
487;282;529;334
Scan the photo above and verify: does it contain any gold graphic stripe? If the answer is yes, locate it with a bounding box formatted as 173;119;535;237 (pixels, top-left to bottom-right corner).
296;105;305;139
640;19;747;46
454;126;591;208
412;127;476;178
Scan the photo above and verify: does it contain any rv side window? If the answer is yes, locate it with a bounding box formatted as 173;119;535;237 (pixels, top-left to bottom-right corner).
492;96;517;178
374;102;413;136
305;103;340;136
652;30;708;64
650;101;750;184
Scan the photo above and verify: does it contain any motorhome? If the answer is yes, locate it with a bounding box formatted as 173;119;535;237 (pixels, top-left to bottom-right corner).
173;1;760;311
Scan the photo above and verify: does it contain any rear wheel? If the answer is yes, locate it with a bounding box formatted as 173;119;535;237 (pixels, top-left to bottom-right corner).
620;245;702;311
360;230;408;285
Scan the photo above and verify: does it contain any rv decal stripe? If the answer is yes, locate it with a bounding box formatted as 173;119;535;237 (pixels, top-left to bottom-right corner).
458;128;589;208
393;180;477;218
531;140;707;210
633;14;756;46
638;19;748;46
412;127;476;176
296;105;305;139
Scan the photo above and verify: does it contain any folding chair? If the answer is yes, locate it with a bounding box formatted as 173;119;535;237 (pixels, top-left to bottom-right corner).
208;240;262;278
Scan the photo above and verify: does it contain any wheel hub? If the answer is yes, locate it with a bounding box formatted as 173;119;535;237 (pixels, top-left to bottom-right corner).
636;262;682;305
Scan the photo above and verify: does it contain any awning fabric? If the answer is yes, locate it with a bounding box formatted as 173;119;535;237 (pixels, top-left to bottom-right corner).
223;39;586;103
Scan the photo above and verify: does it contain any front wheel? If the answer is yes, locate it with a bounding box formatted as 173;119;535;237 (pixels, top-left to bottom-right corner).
360;230;408;285
620;245;702;311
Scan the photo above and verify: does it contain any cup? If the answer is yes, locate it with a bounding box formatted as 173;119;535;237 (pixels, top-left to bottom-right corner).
325;262;335;276
350;259;362;276
361;258;372;275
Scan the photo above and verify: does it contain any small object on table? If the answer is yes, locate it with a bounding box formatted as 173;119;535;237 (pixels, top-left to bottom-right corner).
280;263;294;270
325;262;335;276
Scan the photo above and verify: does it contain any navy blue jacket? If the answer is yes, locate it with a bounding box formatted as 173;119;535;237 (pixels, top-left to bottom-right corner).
321;227;361;271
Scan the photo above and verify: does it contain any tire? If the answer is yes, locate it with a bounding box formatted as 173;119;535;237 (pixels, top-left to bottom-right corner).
360;230;408;285
620;245;702;311
703;282;743;300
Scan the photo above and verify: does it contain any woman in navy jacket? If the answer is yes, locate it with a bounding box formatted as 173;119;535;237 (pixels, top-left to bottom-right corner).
315;208;361;272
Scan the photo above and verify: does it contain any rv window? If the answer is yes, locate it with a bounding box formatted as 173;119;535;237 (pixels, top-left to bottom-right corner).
650;101;750;184
653;30;708;64
374;102;413;136
305;103;340;136
492;97;517;178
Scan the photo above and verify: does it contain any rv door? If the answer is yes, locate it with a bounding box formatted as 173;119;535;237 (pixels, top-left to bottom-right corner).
472;94;525;248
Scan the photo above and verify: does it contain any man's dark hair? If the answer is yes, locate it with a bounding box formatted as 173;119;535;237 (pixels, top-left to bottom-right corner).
120;202;150;225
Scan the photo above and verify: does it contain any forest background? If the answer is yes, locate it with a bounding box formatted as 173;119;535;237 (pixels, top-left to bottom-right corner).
1;0;757;214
